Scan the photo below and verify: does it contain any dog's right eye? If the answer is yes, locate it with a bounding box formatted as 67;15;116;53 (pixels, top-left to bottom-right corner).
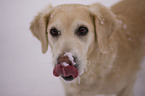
50;28;61;37
76;26;88;36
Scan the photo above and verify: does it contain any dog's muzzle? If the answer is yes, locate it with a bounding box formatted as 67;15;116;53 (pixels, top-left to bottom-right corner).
53;52;79;81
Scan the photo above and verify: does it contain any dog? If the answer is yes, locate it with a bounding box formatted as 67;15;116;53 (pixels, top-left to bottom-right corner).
30;0;145;96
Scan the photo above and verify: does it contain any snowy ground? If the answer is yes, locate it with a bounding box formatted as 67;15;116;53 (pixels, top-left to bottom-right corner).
0;0;144;96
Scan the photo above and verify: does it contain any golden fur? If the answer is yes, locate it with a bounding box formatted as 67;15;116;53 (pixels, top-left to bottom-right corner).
30;0;145;96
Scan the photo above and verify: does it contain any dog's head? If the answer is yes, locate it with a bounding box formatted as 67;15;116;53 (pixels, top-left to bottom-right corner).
30;3;117;81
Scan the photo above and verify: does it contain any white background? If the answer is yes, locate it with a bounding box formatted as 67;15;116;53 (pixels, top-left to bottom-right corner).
0;0;144;96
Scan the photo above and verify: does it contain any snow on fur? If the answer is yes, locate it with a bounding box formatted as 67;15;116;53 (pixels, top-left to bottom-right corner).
64;52;76;65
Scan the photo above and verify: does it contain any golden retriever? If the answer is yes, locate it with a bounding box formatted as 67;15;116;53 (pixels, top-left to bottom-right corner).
30;0;145;96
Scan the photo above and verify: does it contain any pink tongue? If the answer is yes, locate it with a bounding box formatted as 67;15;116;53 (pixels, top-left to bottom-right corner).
53;65;78;78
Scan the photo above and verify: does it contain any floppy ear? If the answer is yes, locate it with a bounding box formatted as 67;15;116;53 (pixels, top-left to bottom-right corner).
90;3;118;54
30;5;52;53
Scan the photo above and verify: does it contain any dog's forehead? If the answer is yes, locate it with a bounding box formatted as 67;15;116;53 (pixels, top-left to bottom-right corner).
49;4;91;25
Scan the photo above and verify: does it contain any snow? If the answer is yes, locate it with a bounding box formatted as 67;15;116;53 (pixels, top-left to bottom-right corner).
62;62;69;67
117;19;122;24
101;18;105;25
50;6;63;19
128;37;133;41
0;0;144;96
50;12;56;18
101;21;104;25
108;65;113;69
123;24;127;29
64;51;76;65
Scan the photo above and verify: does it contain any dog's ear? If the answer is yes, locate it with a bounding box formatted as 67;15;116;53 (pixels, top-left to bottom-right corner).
90;3;118;54
30;5;53;53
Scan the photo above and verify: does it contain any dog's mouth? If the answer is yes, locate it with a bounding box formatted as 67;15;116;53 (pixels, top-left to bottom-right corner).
53;52;79;81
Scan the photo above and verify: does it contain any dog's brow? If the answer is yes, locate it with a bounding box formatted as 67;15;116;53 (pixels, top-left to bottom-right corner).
48;22;61;29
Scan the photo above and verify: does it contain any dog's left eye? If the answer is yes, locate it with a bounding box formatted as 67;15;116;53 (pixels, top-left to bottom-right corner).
50;28;61;37
76;26;88;36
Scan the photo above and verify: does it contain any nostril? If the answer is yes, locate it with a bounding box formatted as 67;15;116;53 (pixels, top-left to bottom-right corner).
73;56;77;62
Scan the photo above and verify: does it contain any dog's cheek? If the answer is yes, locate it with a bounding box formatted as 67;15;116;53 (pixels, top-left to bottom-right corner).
79;35;94;75
79;59;88;75
74;49;87;75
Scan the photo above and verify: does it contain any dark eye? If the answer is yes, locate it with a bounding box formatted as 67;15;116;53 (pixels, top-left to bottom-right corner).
77;26;88;36
50;28;61;37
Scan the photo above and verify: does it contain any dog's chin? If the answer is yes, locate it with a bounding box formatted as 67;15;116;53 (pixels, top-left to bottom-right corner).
61;64;79;81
